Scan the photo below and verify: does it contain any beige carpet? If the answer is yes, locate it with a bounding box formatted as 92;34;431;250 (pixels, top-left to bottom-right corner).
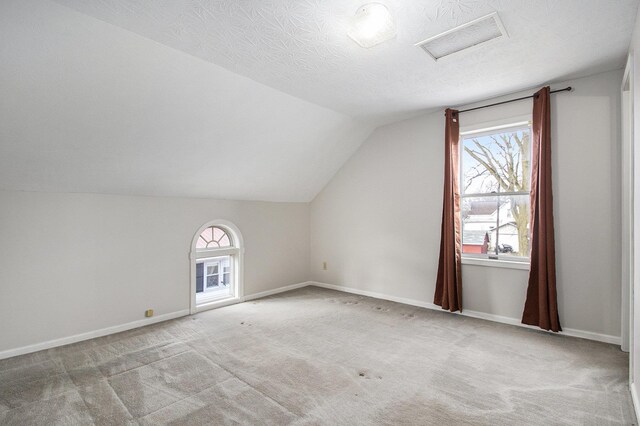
0;286;634;425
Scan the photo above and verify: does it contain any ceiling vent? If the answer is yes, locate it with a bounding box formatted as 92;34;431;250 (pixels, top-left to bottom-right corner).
415;12;508;61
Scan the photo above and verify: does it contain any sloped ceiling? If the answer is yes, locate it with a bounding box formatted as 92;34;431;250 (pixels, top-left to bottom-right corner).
1;0;638;202
52;0;638;121
0;0;374;202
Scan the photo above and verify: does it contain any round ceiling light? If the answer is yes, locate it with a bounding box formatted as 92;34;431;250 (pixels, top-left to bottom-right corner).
347;3;397;49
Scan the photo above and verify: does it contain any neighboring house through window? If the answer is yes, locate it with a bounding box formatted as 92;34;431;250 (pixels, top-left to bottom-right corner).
460;120;532;262
194;225;237;305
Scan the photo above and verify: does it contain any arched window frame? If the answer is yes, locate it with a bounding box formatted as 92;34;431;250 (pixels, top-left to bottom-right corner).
196;226;233;250
190;220;244;313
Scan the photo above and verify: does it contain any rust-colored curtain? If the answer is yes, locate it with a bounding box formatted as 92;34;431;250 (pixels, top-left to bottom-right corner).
522;87;561;332
434;109;462;312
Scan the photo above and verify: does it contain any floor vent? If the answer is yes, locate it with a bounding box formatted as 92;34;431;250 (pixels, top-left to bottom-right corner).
415;12;508;61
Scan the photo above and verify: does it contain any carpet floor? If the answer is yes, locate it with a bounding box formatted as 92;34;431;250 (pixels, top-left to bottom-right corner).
0;286;635;425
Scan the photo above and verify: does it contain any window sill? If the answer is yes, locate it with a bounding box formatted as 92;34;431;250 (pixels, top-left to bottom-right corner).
461;256;530;270
195;296;240;313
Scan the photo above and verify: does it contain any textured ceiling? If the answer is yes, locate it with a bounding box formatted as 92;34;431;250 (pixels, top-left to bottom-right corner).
1;0;638;203
52;0;639;121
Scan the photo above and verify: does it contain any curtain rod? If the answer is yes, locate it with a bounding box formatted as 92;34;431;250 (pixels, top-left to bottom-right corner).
457;87;572;114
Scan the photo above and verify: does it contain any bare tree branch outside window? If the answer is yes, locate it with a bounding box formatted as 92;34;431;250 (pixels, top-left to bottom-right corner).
461;127;531;258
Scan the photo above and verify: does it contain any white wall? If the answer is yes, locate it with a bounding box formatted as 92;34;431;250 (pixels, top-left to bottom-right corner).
311;69;622;341
627;2;640;413
0;71;624;358
0;0;373;203
0;190;309;354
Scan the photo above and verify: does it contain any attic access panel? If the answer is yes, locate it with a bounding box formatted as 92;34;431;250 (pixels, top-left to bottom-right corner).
415;12;508;61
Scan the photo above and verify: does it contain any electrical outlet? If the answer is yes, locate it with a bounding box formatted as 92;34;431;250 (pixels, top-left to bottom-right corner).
322;261;327;270
145;309;154;318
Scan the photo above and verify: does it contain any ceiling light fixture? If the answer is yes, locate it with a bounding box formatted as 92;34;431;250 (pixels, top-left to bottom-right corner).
348;3;396;48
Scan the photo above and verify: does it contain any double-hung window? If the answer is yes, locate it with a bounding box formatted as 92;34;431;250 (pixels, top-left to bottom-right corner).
460;120;532;264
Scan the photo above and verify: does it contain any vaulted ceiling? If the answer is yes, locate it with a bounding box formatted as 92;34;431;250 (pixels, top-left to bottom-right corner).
0;0;373;202
53;0;638;121
0;0;638;202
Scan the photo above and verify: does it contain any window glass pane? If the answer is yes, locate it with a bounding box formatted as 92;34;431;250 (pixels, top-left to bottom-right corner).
196;254;234;304
462;127;531;195
219;234;231;247
495;194;530;258
200;227;213;243
196;226;233;250
196;236;207;249
196;262;204;293
461;196;498;255
206;276;218;287
213;227;225;242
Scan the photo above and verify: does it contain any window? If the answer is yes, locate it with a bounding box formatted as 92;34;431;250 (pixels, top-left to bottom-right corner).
222;264;231;286
460;121;531;262
199;256;233;291
196;226;232;249
206;262;219;289
194;225;239;306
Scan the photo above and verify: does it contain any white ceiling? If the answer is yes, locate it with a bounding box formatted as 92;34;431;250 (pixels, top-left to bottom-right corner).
53;0;639;122
1;0;638;202
0;0;373;202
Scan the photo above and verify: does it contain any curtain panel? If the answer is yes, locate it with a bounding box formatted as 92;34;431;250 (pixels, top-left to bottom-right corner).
434;108;463;312
521;87;561;332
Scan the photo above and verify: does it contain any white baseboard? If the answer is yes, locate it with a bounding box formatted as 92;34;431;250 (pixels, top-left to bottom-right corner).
0;282;312;361
462;307;621;345
631;382;640;424
0;309;190;361
243;281;312;301
310;281;621;345
196;281;312;313
312;281;440;310
0;279;620;361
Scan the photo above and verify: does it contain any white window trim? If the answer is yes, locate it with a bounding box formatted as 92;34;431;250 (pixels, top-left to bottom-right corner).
461;255;530;270
460;114;532;267
459;114;531;134
195;247;239;259
189;220;244;314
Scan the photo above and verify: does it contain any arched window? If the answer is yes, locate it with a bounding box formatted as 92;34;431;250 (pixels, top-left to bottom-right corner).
191;221;243;312
196;226;232;249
